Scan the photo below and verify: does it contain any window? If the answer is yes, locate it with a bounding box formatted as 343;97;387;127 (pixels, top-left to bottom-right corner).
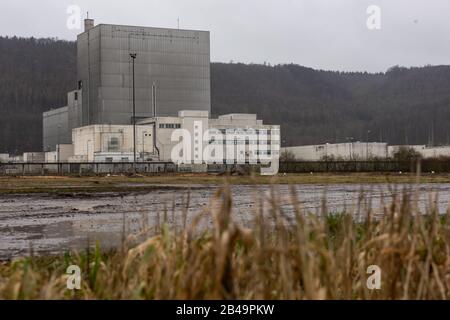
74;92;78;101
77;80;82;90
159;123;180;129
105;157;113;163
108;137;120;152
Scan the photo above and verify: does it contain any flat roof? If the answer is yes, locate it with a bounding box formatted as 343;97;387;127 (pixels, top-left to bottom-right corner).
78;23;209;36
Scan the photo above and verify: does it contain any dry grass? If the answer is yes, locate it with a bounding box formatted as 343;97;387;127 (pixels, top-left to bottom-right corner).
0;183;449;300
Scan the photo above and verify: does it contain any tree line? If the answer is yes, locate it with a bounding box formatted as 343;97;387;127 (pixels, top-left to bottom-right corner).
1;36;450;153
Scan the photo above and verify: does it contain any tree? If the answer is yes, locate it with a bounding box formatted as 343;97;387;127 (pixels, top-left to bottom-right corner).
391;147;422;161
280;150;296;162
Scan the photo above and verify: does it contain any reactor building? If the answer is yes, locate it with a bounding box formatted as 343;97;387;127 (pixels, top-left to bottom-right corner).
43;18;211;151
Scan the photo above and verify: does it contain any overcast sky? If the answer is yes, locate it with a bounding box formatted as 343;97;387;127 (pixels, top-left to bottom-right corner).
1;0;450;72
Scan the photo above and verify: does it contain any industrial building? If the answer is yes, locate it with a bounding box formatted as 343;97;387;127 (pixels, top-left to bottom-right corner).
388;145;450;159
43;18;210;151
282;142;388;161
37;18;281;171
282;142;450;161
67;110;280;165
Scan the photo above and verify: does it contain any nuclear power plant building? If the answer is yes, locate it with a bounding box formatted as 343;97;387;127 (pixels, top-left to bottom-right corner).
43;19;211;151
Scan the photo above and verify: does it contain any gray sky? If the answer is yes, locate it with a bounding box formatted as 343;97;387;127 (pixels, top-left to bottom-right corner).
1;0;450;72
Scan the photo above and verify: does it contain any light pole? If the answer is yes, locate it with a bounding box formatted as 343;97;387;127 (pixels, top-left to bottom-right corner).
86;139;92;162
130;53;137;167
57;124;61;162
142;131;147;161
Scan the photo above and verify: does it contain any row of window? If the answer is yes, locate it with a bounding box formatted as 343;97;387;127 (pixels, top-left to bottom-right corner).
159;123;181;129
213;129;280;135
209;140;279;145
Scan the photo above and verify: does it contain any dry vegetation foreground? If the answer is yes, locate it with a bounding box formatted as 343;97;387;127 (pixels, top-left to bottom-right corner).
0;184;449;300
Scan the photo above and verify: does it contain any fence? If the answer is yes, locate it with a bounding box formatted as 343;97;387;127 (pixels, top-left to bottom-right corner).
2;160;450;176
0;162;177;176
280;159;450;173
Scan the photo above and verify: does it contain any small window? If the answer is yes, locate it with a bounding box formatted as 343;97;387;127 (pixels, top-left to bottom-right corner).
108;137;120;152
74;92;78;101
159;124;164;129
105;157;113;163
78;81;82;90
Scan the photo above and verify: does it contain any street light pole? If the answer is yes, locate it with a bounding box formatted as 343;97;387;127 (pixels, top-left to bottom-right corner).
130;53;137;167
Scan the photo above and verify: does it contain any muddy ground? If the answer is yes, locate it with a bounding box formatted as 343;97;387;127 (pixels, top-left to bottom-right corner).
1;183;450;259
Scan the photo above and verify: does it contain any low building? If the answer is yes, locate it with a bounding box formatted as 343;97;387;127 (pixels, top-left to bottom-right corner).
69;124;155;162
0;154;9;163
23;152;45;163
139;111;280;164
44;144;74;163
282;142;388;161
67;110;280;166
388;145;450;159
44;151;58;163
43;90;81;152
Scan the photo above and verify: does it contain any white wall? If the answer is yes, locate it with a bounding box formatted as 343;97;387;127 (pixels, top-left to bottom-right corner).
72;125;154;162
0;154;9;162
71;111;280;164
388;145;450;159
45;152;58;163
23;152;45;163
283;142;388;161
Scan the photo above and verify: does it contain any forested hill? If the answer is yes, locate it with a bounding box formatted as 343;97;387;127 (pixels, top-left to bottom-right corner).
1;36;450;153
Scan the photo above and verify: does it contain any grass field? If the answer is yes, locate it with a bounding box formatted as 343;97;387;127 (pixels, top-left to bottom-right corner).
1;172;450;194
0;184;449;299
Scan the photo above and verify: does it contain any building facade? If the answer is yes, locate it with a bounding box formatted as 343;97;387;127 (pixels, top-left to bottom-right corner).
68;111;280;165
388;145;450;159
77;22;211;125
282;142;388;161
69;124;155;162
43;19;211;151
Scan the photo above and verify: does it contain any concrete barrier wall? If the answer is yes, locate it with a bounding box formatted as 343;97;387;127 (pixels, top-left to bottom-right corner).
0;162;176;176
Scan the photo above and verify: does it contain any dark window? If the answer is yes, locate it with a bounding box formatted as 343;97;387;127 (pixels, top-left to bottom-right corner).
108;137;120;152
78;81;83;90
74;92;78;101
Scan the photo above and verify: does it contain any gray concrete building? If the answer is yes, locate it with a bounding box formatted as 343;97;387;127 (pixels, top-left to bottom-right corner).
43;19;211;151
43;90;81;151
77;21;211;125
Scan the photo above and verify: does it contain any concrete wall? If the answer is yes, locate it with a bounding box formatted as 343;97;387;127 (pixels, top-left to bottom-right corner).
0;154;9;163
388;145;450;159
43;90;82;152
138;111;279;164
283;142;388;161
45;145;73;163
23;152;45;163
43;106;71;152
71;124;154;162
77;24;211;126
45;151;58;163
